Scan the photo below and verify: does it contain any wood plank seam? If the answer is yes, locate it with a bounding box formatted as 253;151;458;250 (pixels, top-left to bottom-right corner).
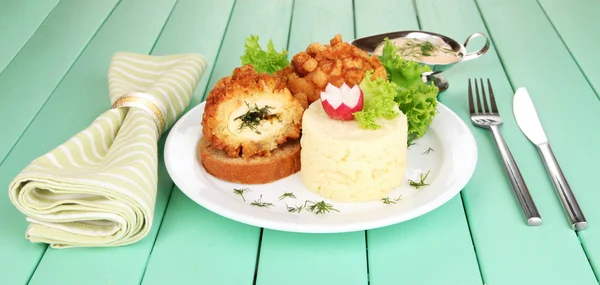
19;0;178;283
2;0;125;282
364;231;371;284
0;0;61;77
350;2;372;282
122;0;182;281
252;2;294;284
26;246;50;284
252;228;265;285
137;0;237;282
0;0;122;169
200;0;238;103
577;231;600;283
460;192;486;284
408;0;487;283
470;0;597;282
413;0;486;284
411;0;423;29
533;0;599;99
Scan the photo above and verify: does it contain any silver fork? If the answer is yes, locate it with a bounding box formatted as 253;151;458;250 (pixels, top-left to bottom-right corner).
469;78;542;226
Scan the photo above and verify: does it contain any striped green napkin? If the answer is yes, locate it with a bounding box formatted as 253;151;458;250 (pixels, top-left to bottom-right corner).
8;52;208;248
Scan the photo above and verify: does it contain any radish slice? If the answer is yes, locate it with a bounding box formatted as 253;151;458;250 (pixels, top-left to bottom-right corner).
320;83;364;121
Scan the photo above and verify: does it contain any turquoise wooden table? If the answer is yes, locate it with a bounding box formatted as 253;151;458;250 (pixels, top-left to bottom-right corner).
1;0;599;284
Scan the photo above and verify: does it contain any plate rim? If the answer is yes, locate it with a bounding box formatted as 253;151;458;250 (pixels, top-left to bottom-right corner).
164;100;478;233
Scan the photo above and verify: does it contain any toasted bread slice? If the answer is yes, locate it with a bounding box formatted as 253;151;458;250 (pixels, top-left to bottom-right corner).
198;137;301;184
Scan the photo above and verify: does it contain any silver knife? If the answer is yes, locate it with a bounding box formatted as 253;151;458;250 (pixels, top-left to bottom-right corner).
513;87;587;230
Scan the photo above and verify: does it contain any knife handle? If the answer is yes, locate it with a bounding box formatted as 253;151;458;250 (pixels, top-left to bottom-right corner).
537;143;587;230
490;125;542;226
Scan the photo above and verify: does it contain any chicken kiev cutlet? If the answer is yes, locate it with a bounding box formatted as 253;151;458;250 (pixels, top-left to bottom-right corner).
276;34;387;107
202;64;304;158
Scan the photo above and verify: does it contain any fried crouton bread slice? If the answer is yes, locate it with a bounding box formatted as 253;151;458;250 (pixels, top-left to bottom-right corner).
198;137;301;184
202;64;304;158
276;34;387;107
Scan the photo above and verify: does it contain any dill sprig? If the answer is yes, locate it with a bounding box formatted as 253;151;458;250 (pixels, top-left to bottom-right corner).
278;192;297;200
234;101;279;134
286;204;304;213
423;147;434;155
409;170;431;189
305;200;339;215
395;39;455;60
233;188;249;201
382;195;402;204
250;194;273;208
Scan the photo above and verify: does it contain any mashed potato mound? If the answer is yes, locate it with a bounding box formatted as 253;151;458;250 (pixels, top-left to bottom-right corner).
300;100;408;202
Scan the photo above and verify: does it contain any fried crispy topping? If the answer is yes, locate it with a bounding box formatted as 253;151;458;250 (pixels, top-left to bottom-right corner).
279;34;387;106
202;65;304;158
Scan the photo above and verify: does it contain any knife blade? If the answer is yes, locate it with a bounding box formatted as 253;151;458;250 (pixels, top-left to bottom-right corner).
513;87;587;230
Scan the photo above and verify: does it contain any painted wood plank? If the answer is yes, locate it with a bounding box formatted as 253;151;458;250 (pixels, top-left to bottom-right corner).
537;0;600;98
355;1;482;284
472;0;600;280
0;0;118;164
0;1;120;284
256;1;367;285
416;0;599;283
140;0;291;284
0;0;60;75
0;1;178;285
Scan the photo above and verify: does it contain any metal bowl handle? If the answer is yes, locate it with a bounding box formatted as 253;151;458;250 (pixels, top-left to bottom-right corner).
462;32;490;61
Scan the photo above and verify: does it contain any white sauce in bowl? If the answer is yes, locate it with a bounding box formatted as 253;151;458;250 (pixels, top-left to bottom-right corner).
373;37;460;65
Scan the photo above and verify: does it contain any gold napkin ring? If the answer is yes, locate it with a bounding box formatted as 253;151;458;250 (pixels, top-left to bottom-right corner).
111;92;167;134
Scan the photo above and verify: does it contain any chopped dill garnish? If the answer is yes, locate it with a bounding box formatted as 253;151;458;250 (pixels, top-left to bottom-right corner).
305;200;339;215
423;147;434;155
409;170;431;189
250;194;273;208
286;204;304;213
395;39;455;60
234;101;279;134
382;195;402;204
233;188;249;201
278;192;297;200
419;41;435;56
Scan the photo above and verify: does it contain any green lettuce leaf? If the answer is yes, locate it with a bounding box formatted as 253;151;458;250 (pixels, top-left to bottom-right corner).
378;37;439;143
240;35;290;74
379;38;433;88
394;83;439;142
353;71;400;129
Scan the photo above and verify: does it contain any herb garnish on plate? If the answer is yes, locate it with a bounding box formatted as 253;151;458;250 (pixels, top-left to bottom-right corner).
409;170;431;189
250;194;274;208
233;188;249;201
286;204;304;213
382;195;402;204
305;200;339;215
278;192;297;200
423;147;434;155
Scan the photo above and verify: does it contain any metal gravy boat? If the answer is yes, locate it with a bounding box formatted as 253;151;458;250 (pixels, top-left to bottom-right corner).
350;30;490;91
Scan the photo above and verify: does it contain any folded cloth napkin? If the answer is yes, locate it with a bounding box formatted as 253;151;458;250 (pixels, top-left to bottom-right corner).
8;52;208;248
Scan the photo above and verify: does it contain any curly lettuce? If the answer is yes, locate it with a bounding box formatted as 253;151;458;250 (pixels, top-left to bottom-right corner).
379;37;439;143
353;71;400;130
379;38;432;88
395;83;439;142
240;35;290;74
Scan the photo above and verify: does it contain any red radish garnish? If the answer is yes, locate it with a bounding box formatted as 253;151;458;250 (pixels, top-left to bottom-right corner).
320;82;364;121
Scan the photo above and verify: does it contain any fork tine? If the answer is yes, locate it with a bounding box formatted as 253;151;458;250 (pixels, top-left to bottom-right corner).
474;79;483;114
468;79;475;114
487;78;499;113
480;78;490;113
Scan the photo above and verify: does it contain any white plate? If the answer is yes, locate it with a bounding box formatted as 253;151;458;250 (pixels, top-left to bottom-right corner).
164;101;478;233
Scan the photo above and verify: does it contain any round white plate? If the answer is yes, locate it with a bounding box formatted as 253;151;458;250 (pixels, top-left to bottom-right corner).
164;101;477;233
